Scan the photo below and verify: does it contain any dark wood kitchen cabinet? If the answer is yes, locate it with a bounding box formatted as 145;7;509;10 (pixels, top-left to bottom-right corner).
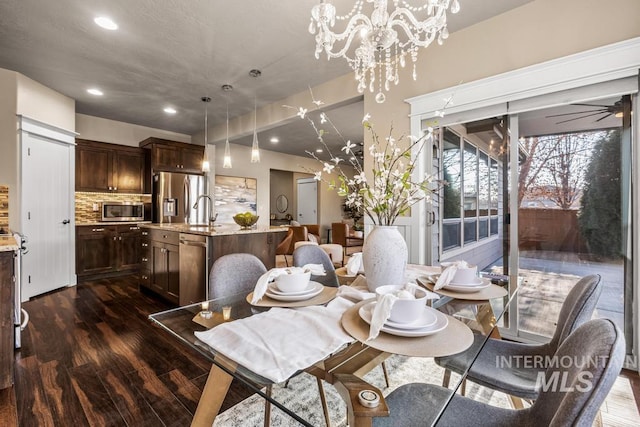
140;229;179;304
139;137;205;174
0;250;15;389
76;224;143;279
76;139;147;193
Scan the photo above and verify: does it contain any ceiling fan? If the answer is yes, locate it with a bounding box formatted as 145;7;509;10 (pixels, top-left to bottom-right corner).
546;97;624;124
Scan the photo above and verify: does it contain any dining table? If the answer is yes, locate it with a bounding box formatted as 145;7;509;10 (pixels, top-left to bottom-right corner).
149;264;513;427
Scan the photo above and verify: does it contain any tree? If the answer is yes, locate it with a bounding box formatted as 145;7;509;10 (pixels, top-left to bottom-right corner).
578;130;621;257
518;132;597;209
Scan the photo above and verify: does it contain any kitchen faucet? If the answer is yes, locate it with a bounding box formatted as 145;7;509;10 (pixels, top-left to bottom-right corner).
193;195;218;227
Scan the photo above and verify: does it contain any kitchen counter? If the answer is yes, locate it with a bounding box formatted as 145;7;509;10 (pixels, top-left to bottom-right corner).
141;223;287;237
0;235;18;252
76;221;152;226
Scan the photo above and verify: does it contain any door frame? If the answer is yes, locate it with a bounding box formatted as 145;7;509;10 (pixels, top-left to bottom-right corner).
408;37;640;367
18;115;77;296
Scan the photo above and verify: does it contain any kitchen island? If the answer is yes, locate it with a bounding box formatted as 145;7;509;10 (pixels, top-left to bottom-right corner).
139;224;286;305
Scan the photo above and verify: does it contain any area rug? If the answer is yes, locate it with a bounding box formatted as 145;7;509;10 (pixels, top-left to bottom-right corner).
213;354;511;426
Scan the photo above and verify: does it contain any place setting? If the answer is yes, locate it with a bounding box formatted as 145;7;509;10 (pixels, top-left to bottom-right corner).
247;264;338;307
341;283;474;358
417;261;508;300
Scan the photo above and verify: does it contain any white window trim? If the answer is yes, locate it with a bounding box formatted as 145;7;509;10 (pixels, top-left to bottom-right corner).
407;37;640;266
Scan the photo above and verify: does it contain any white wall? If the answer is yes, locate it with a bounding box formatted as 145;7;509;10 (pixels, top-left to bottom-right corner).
16;73;75;131
76;113;191;146
0;69;17;229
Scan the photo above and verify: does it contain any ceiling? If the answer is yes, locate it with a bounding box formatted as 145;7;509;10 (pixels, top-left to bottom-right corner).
0;0;534;157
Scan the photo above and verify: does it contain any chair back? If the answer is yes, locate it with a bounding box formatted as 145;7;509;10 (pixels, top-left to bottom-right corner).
549;274;602;351
275;226;309;256
302;224;321;242
530;318;624;426
293;245;339;287
209;253;267;299
331;222;348;246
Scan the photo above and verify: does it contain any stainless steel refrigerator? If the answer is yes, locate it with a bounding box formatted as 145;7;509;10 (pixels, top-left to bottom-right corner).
154;172;208;224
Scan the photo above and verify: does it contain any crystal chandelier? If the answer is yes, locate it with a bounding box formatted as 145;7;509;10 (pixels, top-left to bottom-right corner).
309;0;460;103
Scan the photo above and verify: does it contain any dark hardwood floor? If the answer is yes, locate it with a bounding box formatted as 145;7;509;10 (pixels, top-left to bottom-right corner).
1;275;253;426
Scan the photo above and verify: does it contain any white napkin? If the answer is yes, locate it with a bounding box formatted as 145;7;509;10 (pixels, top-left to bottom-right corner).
194;305;353;383
367;283;440;340
251;264;326;304
345;252;364;276
336;284;375;302
435;260;469;290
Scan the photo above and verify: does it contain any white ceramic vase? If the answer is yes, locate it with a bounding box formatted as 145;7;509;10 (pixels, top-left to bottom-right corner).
363;225;408;292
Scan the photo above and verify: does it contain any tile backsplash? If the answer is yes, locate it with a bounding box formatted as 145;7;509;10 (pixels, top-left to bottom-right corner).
0;185;8;232
75;192;151;223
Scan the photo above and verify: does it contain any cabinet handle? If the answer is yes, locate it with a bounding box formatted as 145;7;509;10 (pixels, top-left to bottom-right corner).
92;228;105;232
162;234;168;239
142;275;148;280
113;236;117;241
142;243;148;247
142;257;148;262
142;231;148;236
130;226;140;230
119;236;122;241
114;187;117;191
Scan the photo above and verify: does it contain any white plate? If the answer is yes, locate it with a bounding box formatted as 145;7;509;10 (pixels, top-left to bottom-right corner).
384;308;438;330
269;281;318;296
444;279;491;293
265;282;324;301
449;277;485;287
358;302;448;337
426;274;488;288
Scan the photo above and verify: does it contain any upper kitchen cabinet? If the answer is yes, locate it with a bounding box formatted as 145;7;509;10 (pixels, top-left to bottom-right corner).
76;139;147;193
139;137;205;174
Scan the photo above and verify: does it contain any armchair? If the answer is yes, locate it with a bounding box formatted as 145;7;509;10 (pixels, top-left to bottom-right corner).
331;222;364;261
275;226;308;266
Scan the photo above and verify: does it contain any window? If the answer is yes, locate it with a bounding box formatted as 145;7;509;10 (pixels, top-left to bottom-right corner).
441;127;500;254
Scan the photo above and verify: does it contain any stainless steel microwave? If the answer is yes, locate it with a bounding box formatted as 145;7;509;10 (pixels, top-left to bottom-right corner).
101;201;144;222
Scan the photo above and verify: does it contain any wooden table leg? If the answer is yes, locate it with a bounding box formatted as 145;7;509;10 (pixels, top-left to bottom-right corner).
191;363;234;427
333;374;388;427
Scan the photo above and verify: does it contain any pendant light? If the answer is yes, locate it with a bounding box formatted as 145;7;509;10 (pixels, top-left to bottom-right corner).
223;103;232;168
249;69;261;163
201;96;211;172
250;96;260;163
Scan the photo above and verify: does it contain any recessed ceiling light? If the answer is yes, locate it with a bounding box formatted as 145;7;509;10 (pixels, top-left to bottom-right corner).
316;148;323;153
94;16;118;30
87;88;103;96
163;107;177;114
270;137;279;143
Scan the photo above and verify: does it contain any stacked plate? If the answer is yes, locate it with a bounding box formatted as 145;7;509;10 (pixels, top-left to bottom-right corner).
358;301;448;337
264;281;324;301
429;274;491;293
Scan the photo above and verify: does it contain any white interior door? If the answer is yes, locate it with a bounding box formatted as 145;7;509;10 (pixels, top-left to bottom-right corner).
21;131;74;300
296;178;317;224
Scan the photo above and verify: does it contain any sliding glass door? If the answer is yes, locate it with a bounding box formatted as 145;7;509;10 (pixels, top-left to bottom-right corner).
510;95;633;347
430;93;634;356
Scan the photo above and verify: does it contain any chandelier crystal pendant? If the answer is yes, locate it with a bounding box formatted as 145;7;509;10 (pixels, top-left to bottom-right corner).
223;104;232;168
250;97;260;163
309;0;460;103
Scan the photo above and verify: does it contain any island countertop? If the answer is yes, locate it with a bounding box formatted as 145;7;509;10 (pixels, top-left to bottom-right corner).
140;223;288;237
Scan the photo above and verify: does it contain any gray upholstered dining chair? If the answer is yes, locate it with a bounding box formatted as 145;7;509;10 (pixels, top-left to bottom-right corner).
372;318;624;427
292;244;340;287
208;253;276;426
435;273;602;400
209;253;267;299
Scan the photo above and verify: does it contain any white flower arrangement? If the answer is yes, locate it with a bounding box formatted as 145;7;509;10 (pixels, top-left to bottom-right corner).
286;93;450;226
